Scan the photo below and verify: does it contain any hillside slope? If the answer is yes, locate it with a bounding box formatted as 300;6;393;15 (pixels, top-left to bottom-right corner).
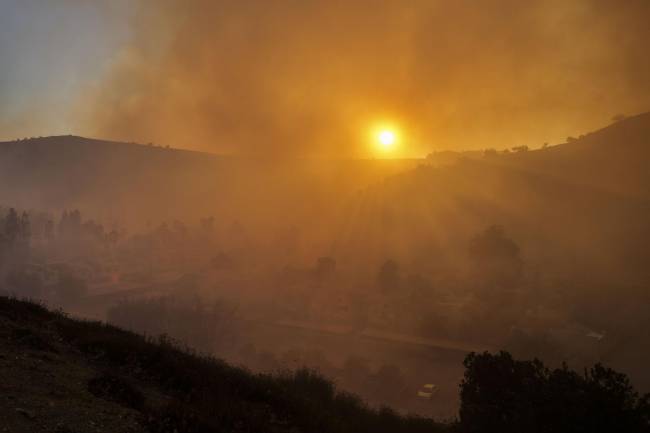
337;113;650;284
0;296;446;433
0;135;419;228
489;112;650;200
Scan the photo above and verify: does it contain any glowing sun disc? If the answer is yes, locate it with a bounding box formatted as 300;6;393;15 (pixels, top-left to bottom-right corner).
377;130;396;148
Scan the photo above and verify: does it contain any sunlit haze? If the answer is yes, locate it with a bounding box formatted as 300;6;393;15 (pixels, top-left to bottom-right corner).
2;0;650;156
1;1;650;430
378;131;396;148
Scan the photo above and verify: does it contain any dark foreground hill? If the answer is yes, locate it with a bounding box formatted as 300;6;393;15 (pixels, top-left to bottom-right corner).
0;296;447;433
2;296;649;433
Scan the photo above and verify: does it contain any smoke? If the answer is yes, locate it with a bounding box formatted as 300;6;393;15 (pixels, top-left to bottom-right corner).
70;0;650;155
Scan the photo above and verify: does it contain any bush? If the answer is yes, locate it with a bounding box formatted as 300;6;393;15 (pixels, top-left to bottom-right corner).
459;351;650;433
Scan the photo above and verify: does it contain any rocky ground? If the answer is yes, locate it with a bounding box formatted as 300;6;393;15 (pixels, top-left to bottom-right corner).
0;304;146;432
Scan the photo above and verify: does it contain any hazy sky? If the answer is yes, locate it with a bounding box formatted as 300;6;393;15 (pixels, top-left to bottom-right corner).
1;0;649;156
0;1;132;137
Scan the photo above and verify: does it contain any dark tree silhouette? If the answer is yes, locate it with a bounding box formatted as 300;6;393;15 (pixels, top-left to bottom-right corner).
4;208;20;244
58;209;83;237
44;219;54;240
314;256;336;282
19;211;31;241
459;351;650;433
200;216;215;232
469;225;523;290
377;259;401;293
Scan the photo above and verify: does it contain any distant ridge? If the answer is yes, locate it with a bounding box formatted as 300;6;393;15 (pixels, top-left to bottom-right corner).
488;111;650;200
1;113;648;242
0;134;419;225
0;134;217;158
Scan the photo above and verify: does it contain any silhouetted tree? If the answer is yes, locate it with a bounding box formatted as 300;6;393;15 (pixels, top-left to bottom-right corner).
459;351;650;433
107;228;120;245
483;148;498;157
469;225;523;290
19;211;31;241
58;210;69;235
314;256;336;282
82;219;105;241
200;216;215;232
58;209;83;237
44;219;54;241
377;259;400;293
69;209;82;228
4;208;20;244
172;220;188;239
0;236;6;267
211;252;234;270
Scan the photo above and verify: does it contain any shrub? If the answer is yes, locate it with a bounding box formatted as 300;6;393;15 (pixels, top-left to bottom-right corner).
459;351;650;433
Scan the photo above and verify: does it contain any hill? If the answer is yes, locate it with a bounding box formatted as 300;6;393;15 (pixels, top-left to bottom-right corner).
2;115;649;394
0;296;446;433
337;113;650;284
2;114;647;248
2;296;649;433
327;114;650;392
487;112;650;200
0;135;420;229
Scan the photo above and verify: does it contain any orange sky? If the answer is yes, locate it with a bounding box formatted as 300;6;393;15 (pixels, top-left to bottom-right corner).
3;0;650;157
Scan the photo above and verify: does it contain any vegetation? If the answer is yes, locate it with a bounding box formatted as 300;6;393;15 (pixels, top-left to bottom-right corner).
460;351;650;433
3;295;649;432
1;115;650;428
0;295;447;433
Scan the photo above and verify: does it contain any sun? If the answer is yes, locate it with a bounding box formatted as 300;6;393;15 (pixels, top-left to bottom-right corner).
377;130;396;148
368;123;401;156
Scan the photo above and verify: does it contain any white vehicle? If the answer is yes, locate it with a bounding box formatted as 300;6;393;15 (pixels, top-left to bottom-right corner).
417;384;438;399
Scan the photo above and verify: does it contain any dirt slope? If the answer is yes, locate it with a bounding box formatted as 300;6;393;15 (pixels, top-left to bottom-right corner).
0;296;446;433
